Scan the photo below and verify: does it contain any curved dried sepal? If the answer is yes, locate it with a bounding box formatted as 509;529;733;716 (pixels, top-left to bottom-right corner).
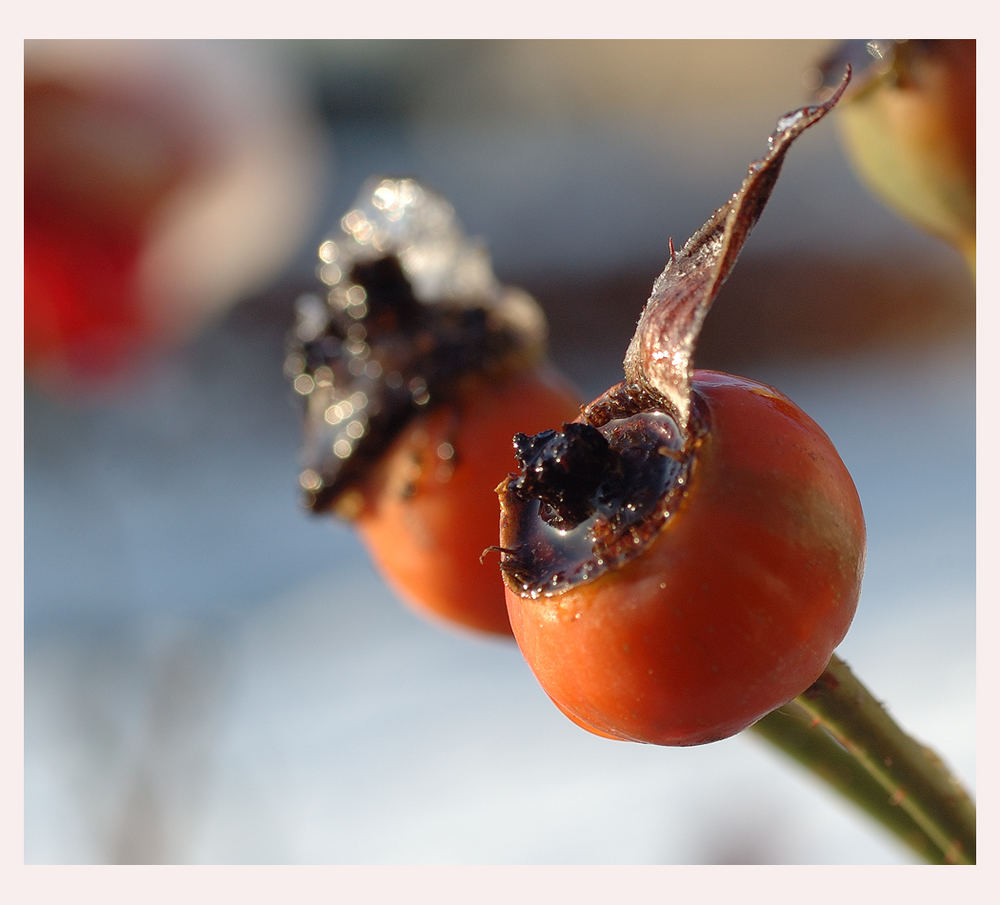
623;67;851;432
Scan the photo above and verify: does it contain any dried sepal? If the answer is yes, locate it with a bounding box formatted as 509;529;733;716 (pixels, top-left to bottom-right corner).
623;67;851;433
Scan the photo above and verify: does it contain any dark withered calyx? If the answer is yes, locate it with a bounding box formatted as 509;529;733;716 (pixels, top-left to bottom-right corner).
499;395;693;597
293;253;524;513
287;177;549;516
509;423;616;530
349;256;423;325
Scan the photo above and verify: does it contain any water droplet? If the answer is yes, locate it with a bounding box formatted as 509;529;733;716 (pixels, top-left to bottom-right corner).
318;240;339;263
299;469;322;492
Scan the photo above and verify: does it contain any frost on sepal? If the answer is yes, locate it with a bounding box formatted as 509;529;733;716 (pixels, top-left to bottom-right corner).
322;177;500;306
286;176;548;515
623;69;851;433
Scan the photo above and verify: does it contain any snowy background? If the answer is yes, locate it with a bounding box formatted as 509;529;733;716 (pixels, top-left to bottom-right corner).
24;39;975;864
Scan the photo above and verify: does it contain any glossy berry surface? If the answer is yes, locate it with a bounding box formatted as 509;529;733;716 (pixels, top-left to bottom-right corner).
500;371;865;744
355;367;580;635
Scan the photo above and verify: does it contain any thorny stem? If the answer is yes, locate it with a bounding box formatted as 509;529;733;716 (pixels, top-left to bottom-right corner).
753;655;974;864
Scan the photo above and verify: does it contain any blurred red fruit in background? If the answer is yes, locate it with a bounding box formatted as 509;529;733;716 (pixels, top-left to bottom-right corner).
24;40;327;394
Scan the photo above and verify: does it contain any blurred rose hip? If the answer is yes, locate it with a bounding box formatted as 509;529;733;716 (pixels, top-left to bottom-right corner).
24;40;326;392
287;177;580;636
817;40;975;267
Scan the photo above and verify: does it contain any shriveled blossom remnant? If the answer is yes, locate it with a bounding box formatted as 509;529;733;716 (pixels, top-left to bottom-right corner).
287;176;579;635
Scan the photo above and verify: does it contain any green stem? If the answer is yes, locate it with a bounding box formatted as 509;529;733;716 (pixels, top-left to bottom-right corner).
753;654;975;864
752;702;947;863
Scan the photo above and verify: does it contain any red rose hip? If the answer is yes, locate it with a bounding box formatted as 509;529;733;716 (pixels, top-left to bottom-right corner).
497;73;866;744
